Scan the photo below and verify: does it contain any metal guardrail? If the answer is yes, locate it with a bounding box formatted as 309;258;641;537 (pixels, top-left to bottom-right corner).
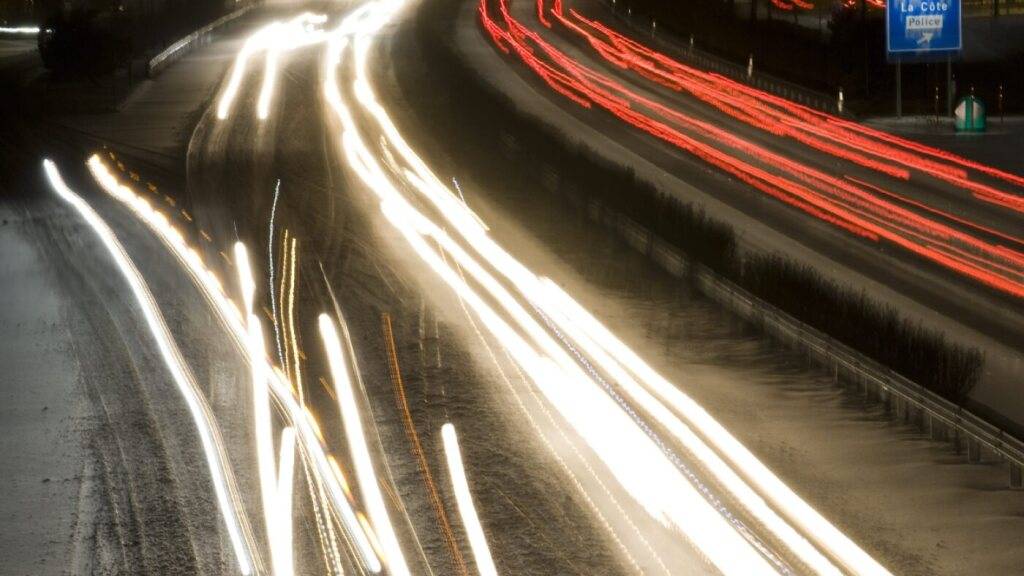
147;4;254;78
586;200;1024;488
685;49;841;115
596;0;843;116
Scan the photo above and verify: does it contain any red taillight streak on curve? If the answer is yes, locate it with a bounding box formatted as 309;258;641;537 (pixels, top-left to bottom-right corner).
845;175;1024;252
512;7;1007;293
565;47;1024;278
562;11;980;186
564;9;1024;213
556;19;1024;273
479;0;1024;298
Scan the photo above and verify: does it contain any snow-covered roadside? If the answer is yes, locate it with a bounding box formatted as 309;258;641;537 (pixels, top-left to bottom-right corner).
0;201;94;574
0;175;258;574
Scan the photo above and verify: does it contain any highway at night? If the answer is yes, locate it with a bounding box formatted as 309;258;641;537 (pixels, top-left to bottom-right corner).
1;0;1022;574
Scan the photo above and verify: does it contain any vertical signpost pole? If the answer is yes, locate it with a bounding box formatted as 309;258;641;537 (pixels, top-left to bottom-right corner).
947;54;953;117
896;60;902;118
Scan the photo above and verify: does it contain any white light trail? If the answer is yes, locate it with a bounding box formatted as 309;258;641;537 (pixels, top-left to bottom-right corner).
218;13;329;121
286;238;302;405
319;314;411;576
268;179;286;368
44;159;257;575
322;1;891;573
218;24;273;119
276;425;297;572
440;424;498;576
238;243;297;576
538;279;890;575
86;155;383;573
0;25;39;34
235;243;257;318
248;313;297;576
274;424;294;561
257;22;284;121
326;11;777;574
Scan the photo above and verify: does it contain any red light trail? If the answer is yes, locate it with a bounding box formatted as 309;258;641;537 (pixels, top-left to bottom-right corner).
480;0;1024;298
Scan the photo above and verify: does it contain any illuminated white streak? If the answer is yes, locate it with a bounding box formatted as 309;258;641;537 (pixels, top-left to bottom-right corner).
326;10;781;572
440;424;498;576
44;159;255;575
364;150;776;573
287;238;302;404
333;8;893;573
86;156;382;573
220;12;328;121
234;243;256;317
534;282;836;574
344;53;775;572
0;26;38;34
257;23;284;120
247;313;295;576
218;24;273;119
268;179;286;368
319;314;410;576
276;426;297;575
539;280;891;575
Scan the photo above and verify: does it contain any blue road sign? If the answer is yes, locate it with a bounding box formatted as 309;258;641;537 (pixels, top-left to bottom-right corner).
887;0;962;55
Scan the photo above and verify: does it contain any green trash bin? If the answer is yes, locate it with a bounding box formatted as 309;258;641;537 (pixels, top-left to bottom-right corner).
955;95;986;132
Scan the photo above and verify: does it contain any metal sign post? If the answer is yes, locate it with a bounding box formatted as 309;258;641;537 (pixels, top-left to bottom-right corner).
896;60;902;118
947;54;953;116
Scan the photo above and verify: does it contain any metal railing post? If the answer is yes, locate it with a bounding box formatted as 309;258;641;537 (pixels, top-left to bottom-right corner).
1010;463;1023;490
968;438;982;463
